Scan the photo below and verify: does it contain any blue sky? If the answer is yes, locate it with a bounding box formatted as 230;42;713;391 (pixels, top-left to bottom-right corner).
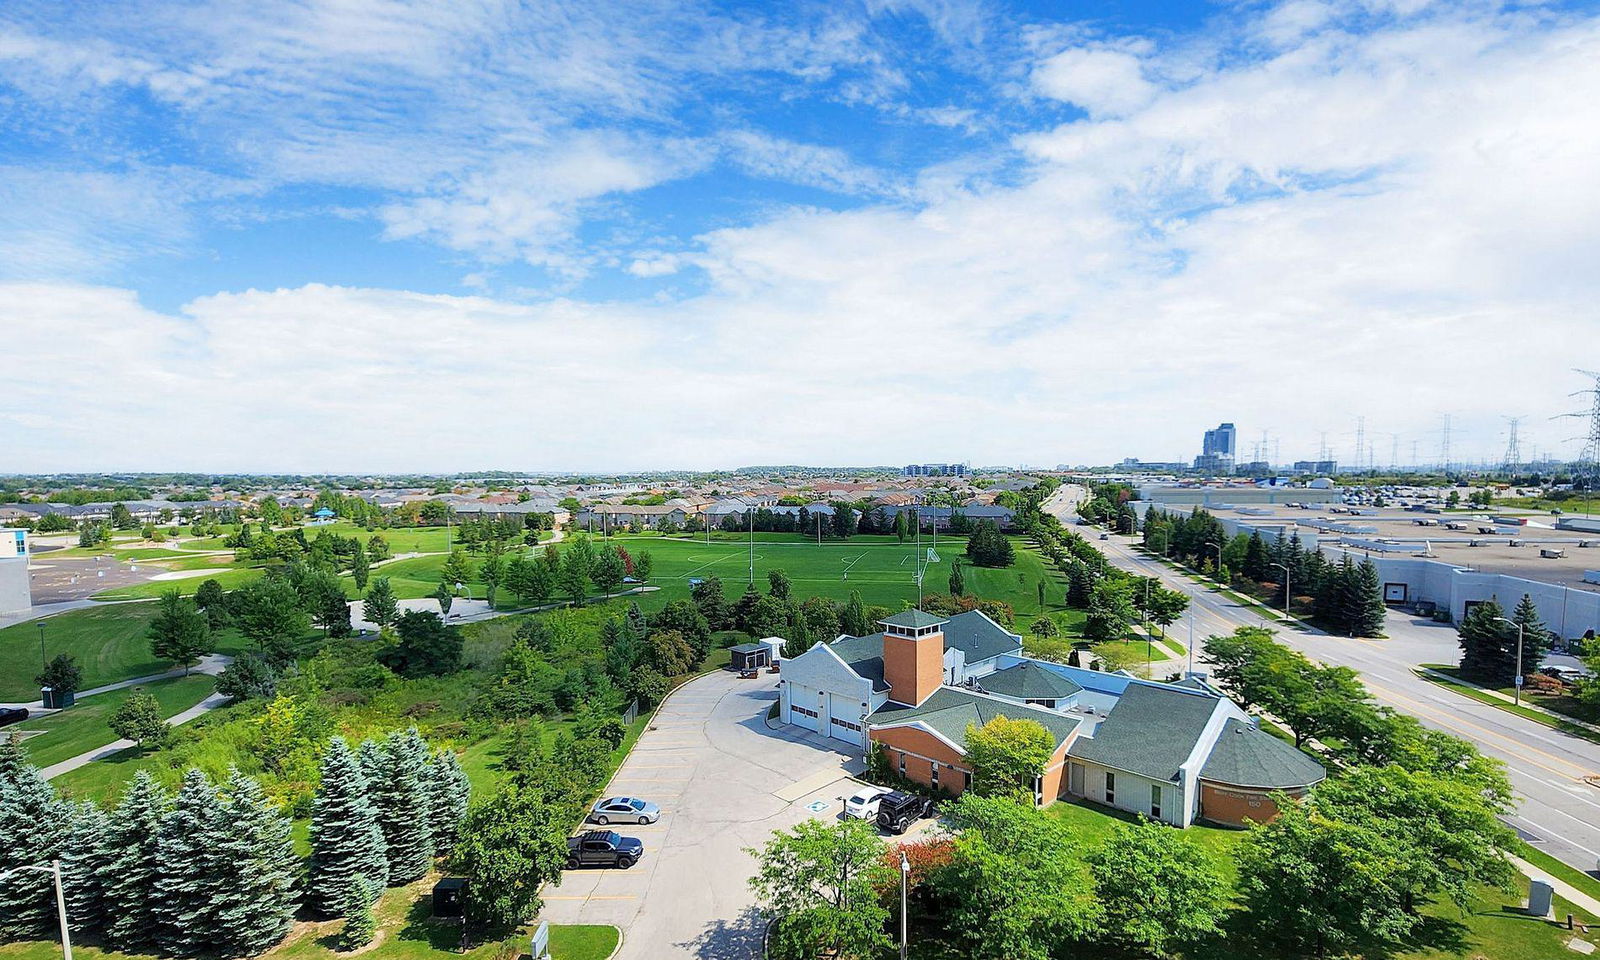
2;0;1598;472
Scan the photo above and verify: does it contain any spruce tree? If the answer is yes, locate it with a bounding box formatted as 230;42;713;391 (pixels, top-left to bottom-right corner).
0;749;73;939
949;561;966;597
625;601;649;639
427;748;472;856
61;800;114;939
1509;593;1548;681
1352;559;1387;637
338;879;377;951
368;730;436;883
211;769;298;957
357;735;388;790
157;768;232;957
308;738;389;917
1457;598;1508;681
103;771;171;951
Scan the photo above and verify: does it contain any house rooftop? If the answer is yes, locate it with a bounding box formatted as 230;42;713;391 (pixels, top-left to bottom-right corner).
828;609;1023;693
1199;719;1326;790
868;686;1081;750
974;661;1082;700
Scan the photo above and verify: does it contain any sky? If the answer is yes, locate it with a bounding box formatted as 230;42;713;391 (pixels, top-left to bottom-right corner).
2;0;1598;474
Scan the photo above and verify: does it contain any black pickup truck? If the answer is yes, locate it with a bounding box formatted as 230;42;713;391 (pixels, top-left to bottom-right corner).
566;830;645;869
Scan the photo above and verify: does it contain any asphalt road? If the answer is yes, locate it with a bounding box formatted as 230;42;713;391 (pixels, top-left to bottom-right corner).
1047;484;1600;876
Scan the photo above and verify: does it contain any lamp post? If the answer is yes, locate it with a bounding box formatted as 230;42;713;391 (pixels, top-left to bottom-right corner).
899;849;910;960
1493;616;1526;706
38;622;47;675
0;861;71;960
1205;542;1223;581
1271;562;1291;617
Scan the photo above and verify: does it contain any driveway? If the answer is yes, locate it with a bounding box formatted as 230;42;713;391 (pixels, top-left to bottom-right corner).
539;668;871;959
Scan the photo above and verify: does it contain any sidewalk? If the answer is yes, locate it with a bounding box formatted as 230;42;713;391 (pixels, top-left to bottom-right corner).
38;690;232;780
1510;854;1600;922
0;653;233;713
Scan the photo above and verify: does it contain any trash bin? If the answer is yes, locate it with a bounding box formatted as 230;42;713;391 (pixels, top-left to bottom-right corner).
431;878;467;918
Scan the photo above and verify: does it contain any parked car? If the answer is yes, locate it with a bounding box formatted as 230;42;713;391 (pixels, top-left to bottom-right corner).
590;796;660;825
844;785;893;820
875;791;933;835
0;707;28;727
566;831;644;869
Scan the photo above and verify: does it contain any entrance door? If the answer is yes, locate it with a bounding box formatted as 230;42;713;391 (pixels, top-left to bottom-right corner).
1384;582;1408;603
1068;762;1085;796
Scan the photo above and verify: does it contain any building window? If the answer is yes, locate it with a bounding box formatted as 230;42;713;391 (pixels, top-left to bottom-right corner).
1150;784;1162;820
931;763;940;788
898;753;906;776
1105;771;1116;805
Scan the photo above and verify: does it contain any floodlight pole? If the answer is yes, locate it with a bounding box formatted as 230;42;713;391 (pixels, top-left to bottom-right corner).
38;622;47;675
1271;562;1291;616
1493;616;1526;706
748;509;755;585
899;850;910;960
1206;541;1223;580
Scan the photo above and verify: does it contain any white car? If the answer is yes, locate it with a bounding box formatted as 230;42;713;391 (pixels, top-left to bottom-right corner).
843;785;893;820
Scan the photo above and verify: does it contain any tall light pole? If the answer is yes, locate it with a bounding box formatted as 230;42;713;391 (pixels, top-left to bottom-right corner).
1271;562;1291;617
1493;616;1526;706
1205;542;1223;580
0;861;72;960
898;849;910;960
38;622;47;675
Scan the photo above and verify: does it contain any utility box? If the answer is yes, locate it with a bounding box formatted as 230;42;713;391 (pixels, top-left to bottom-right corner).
431;878;467;919
40;687;74;710
1527;879;1554;917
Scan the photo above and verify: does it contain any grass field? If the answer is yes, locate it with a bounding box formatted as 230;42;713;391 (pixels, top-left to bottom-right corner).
8;674;217;767
2;605;160;700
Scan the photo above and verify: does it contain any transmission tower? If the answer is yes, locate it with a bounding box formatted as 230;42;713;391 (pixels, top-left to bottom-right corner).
1501;417;1523;478
1556;369;1600;510
1354;417;1366;474
1440;414;1453;474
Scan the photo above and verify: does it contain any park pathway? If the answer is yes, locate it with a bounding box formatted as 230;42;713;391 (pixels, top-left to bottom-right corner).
0;653;232;712
38;689;233;780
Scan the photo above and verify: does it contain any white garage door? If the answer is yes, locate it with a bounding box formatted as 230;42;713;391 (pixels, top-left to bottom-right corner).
787;684;820;732
826;693;866;746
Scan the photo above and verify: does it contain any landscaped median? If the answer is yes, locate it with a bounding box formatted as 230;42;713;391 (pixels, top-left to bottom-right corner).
1414;664;1600;746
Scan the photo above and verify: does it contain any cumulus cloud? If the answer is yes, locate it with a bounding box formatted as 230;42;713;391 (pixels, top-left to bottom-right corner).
1031;45;1157;118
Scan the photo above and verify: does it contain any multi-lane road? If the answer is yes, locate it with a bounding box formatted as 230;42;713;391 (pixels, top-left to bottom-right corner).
1046;485;1600;875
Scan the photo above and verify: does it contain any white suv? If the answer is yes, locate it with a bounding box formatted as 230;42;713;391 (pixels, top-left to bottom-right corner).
843;785;893;820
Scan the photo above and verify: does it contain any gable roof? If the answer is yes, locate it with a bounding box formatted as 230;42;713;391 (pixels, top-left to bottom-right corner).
1068;683;1221;782
828;633;889;692
1199;719;1327;790
824;609;1023;694
868;686;1081;751
975;661;1083;700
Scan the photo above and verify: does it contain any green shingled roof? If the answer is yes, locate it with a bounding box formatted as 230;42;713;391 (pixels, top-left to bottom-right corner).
1068;683;1221;782
974;662;1082;700
1199;719;1327;789
826;609;1022;694
881;609;949;629
868;686;1080;750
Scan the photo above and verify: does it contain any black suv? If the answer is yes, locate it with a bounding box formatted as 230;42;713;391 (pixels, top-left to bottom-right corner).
566;830;645;869
875;791;932;835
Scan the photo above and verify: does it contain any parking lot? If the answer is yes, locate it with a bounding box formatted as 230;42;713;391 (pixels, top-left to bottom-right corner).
538;668;874;959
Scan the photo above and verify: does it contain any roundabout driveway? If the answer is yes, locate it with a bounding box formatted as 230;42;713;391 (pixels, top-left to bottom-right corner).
539;668;869;959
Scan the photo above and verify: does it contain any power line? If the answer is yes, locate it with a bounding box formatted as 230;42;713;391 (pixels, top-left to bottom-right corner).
1555;369;1600;511
1502;416;1523;478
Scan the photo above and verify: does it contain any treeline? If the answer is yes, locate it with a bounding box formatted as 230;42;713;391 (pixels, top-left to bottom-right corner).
1139;507;1386;637
1026;506;1187;646
0;728;468;956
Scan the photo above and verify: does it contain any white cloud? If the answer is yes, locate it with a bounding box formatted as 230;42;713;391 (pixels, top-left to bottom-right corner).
1031;45;1157;118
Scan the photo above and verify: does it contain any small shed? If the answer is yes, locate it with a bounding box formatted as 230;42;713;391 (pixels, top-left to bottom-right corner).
431;877;467;918
729;643;771;671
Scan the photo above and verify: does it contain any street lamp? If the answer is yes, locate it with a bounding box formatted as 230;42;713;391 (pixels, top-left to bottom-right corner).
1493;616;1526;706
0;861;72;960
1205;542;1223;580
1271;562;1291;617
899;849;910;960
38;622;47;675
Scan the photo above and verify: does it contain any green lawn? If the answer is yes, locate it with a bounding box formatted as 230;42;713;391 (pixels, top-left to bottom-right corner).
1416;666;1600;746
0;604;256;700
8;674;216;767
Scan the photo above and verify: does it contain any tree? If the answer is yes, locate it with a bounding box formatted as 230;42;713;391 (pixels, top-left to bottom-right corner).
965;716;1053;801
338;880;377;951
216;652;280;701
155;768;232;957
307;738;389;917
101;772;170;951
1458;596;1514;682
1508;592;1548;681
194;578;230;628
362;576;398;630
451;785;572;933
839;590;871;637
691;576;731;629
800;596;839;644
351;543;370;593
1350;558;1387;636
233;576;310;664
34;652;82;698
440;547;474;591
965;520;1015;568
382;610;464;677
591;546;625;598
768;568;792;600
935;794;1102;960
524;556;556;606
949;561;966;596
646;629;695;677
1084;578;1136;642
213;768;299;957
0;744;74;940
1087;820;1228;958
1029;616;1058;638
433;579;454;617
634;550;653;582
559;537;593;605
109;689;169;748
110;501;137;530
365;730;436;883
427;748;472;856
60;800;113;939
147;589;213;675
746;817;892;960
1146;587;1189;638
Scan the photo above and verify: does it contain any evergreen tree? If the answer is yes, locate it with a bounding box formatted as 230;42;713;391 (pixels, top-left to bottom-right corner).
308;738;389;917
1065;562;1096;609
1510;593;1548;680
362;577;398;629
205;769;298;957
351;543;371;593
357;737;388;792
949;561;966;597
690;575;732;630
1457;597;1508;681
368;730;436;883
338;879;377;950
427;749;472;856
156;768;231;957
103;772;171;951
839;590;871;637
625;601;649;639
1351;558;1387;637
0;749;74;939
733;584;763;633
1243;531;1268;582
61;800;114;938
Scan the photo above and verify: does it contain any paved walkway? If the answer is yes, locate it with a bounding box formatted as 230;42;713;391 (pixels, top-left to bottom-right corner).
1510;854;1600;921
39;690;233;780
0;653;232;712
